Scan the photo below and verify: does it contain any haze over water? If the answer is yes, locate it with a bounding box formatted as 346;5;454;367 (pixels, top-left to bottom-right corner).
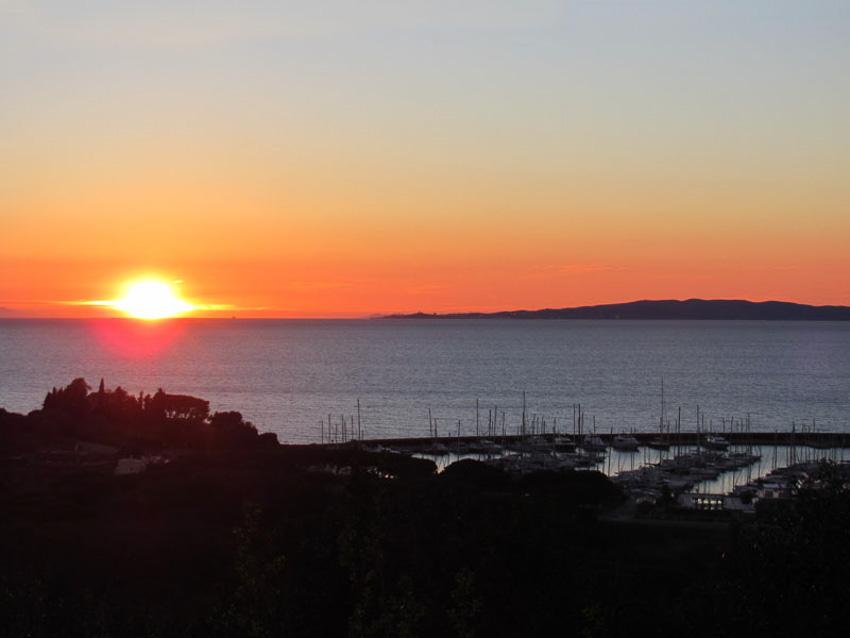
2;319;849;443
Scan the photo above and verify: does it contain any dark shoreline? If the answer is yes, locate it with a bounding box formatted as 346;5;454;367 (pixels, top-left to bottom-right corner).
3;380;850;636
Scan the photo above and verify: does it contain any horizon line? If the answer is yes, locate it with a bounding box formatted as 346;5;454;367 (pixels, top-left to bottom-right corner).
4;297;850;321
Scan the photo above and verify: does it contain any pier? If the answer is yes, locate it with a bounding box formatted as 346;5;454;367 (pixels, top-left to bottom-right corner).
338;430;850;450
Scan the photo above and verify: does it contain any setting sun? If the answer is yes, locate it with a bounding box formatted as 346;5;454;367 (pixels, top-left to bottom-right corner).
111;280;195;320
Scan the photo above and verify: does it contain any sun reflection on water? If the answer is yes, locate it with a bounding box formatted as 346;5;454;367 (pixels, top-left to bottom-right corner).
89;318;186;359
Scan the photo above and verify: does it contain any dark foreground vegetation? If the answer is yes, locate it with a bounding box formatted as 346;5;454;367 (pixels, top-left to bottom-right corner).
2;380;849;637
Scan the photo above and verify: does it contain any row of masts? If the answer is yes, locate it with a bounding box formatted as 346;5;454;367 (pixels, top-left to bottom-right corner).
320;399;363;444
316;383;826;444
658;377;754;435
427;394;596;439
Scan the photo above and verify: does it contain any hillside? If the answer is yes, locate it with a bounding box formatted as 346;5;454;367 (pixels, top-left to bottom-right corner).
386;299;850;320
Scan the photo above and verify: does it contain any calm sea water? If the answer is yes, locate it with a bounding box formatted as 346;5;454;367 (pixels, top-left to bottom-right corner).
1;319;849;443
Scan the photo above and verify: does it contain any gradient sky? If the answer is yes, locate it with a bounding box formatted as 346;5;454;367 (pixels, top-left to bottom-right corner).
2;1;849;317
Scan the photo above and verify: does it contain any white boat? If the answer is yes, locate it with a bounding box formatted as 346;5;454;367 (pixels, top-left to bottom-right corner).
473;439;503;453
552;436;577;451
647;438;670;450
580;435;607;452
703;435;730;450
611;434;640;451
423;442;449;455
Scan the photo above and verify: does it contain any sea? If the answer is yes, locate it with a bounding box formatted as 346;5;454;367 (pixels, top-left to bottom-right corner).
1;319;849;444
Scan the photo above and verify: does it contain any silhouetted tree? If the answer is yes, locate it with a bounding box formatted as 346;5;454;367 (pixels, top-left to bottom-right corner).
210;411;247;430
43;377;90;419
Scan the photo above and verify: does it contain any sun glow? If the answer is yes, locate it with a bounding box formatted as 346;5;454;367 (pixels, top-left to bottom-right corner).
111;280;195;320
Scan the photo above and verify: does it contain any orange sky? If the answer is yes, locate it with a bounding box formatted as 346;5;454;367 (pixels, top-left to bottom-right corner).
2;2;849;317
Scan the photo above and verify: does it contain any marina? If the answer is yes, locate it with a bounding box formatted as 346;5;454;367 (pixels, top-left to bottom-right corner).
351;429;850;513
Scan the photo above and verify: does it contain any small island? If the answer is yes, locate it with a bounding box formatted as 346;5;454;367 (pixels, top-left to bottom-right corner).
386;299;850;321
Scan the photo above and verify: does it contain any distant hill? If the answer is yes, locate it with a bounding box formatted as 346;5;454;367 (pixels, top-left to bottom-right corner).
385;299;850;321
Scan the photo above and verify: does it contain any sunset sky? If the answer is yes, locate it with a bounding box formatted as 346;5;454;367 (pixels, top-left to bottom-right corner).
2;1;849;317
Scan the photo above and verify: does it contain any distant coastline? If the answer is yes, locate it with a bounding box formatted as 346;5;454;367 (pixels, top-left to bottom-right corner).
385;299;850;321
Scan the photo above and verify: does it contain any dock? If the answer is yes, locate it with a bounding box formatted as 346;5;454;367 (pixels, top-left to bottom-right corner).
347;430;850;450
